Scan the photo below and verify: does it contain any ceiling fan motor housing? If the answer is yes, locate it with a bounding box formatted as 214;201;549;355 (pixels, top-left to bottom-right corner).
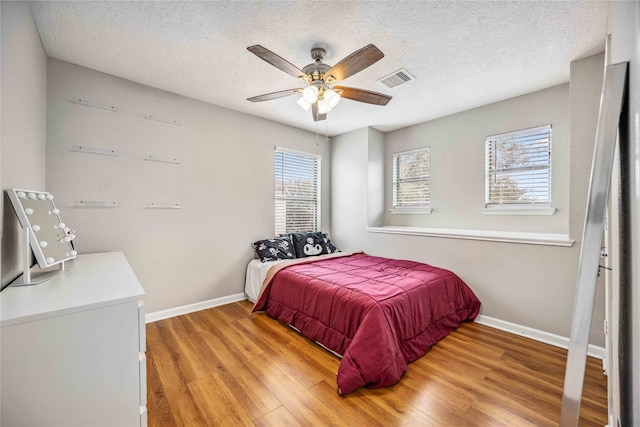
302;62;331;82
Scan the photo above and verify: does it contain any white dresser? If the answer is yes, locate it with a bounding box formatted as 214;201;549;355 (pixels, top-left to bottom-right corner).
1;252;147;427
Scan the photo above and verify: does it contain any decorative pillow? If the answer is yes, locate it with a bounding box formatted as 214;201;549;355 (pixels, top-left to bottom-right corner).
321;233;340;254
289;231;332;258
252;236;295;262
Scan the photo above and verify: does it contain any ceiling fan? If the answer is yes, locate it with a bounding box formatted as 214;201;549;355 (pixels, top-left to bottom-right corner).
247;44;392;122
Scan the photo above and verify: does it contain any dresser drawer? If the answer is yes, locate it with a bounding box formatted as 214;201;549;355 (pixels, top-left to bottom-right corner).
138;300;146;352
139;352;147;406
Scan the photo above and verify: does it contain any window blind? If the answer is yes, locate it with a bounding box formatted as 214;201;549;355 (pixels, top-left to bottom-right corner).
275;149;320;235
485;125;552;206
392;147;431;208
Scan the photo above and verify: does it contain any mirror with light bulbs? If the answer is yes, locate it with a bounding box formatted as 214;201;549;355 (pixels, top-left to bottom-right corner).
7;189;77;285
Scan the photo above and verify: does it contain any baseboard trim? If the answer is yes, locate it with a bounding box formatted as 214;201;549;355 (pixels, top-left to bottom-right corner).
475;314;606;360
146;293;247;323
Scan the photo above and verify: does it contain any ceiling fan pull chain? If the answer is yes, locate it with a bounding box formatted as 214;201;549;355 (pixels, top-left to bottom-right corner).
325;114;330;143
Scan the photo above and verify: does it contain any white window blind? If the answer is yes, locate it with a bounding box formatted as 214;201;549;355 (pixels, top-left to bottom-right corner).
275;148;321;235
392;147;431;209
485;125;552;206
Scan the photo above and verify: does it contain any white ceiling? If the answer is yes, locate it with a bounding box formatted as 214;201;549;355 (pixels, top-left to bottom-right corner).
30;1;608;137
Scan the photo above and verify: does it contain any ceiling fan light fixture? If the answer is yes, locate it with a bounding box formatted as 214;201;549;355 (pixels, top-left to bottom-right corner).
324;88;340;108
317;98;331;115
302;85;319;103
296;96;311;111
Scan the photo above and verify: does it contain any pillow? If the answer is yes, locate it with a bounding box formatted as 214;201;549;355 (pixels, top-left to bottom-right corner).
252;236;295;262
321;233;340;254
290;231;327;258
289;231;342;257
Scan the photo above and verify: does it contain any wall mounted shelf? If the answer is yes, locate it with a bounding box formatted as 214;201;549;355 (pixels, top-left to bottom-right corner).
71;145;119;157
144;155;179;164
143;114;180;126
74;201;120;208
146;203;182;209
70;97;119;113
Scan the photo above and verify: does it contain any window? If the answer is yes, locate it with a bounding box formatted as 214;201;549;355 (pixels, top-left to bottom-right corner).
275;148;321;235
392;147;431;211
485;125;552;208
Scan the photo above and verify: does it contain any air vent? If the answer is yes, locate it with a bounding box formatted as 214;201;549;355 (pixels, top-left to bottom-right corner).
377;68;415;89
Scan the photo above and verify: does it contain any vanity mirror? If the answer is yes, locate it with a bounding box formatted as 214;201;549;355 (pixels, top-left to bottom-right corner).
7;189;77;285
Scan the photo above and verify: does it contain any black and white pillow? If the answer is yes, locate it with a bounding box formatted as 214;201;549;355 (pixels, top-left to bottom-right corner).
291;231;340;258
321;233;340;254
290;231;327;258
252;236;295;262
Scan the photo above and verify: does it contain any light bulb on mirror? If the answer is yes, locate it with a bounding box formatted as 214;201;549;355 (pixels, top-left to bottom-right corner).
37;193;46;200
39;241;48;248
32;225;41;232
56;222;65;229
68;250;77;257
45;194;53;200
27;193;37;199
62;236;72;243
17;191;26;199
25;208;34;215
46;257;54;264
50;208;60;215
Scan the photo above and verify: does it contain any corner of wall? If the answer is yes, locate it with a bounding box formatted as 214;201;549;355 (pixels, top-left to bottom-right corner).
367;128;385;227
1;1;48;287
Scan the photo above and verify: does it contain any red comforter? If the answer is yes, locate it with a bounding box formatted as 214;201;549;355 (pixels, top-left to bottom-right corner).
252;253;481;394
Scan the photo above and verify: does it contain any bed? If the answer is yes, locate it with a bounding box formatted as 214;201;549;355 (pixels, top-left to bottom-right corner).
245;258;282;303
247;251;481;395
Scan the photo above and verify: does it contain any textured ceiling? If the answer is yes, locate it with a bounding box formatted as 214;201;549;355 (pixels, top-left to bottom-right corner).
30;1;608;137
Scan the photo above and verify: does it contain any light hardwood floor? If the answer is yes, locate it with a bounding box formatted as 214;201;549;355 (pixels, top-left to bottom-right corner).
146;300;607;426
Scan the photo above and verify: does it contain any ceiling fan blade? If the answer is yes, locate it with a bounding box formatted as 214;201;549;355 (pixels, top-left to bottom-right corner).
335;86;392;106
247;45;307;80
247;88;302;102
324;44;384;83
311;103;326;121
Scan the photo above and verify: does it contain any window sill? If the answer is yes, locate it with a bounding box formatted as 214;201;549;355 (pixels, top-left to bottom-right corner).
366;226;574;247
388;207;432;215
481;206;556;216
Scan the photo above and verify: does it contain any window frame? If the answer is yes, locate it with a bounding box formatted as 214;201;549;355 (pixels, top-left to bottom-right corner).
483;125;555;215
390;146;432;214
274;146;321;234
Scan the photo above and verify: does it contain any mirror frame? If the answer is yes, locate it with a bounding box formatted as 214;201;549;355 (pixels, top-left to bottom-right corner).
7;188;77;268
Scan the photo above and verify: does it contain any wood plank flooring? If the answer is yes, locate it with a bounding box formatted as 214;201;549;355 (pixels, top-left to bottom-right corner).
146;300;607;426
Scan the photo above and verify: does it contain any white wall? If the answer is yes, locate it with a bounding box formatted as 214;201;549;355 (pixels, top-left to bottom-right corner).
367;128;385;227
332;53;605;346
1;2;48;287
383;84;570;234
45;59;330;313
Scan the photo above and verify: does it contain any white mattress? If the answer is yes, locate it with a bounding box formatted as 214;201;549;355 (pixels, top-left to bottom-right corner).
244;259;284;302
